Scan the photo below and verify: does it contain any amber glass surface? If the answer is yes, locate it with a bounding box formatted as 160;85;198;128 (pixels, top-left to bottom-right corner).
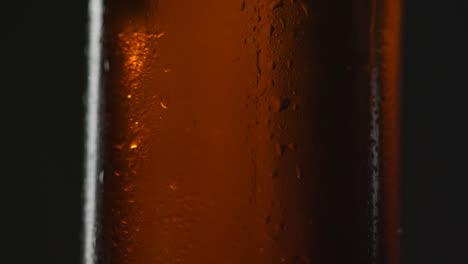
95;0;402;263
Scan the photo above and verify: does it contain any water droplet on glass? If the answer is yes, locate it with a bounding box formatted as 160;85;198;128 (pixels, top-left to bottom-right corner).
99;170;104;184
271;170;279;178
288;143;296;151
292;103;297;111
299;1;309;16
279;98;290;112
270;0;283;10
280;222;287;231
275;143;285;156
296;165;302;180
104;60;110;72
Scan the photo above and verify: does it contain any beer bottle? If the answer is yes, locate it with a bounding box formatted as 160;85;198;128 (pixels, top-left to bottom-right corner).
84;0;402;263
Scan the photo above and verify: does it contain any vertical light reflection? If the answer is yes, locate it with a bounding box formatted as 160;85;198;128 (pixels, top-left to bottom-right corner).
83;0;103;264
369;0;382;260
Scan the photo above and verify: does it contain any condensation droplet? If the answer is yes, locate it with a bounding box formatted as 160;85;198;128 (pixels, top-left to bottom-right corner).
279;98;290;112
292;103;297;111
296;165;302;180
299;1;309;16
256;49;262;76
271;170;279;178
280;222;287;231
270;0;283;10
271;96;290;112
104;60;110;72
99;170;104;184
275;143;285;156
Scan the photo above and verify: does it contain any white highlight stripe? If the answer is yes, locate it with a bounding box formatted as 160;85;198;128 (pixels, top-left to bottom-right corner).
84;0;103;264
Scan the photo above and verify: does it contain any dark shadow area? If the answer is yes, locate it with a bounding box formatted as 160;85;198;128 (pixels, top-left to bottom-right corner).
2;1;86;263
401;0;468;263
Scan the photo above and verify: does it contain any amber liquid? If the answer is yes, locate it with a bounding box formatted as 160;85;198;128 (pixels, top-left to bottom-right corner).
95;0;401;263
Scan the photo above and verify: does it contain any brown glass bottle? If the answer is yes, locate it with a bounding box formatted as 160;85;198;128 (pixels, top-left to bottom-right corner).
85;0;402;263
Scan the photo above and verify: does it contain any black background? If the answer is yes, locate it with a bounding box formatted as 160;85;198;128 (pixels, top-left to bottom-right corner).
2;1;467;263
